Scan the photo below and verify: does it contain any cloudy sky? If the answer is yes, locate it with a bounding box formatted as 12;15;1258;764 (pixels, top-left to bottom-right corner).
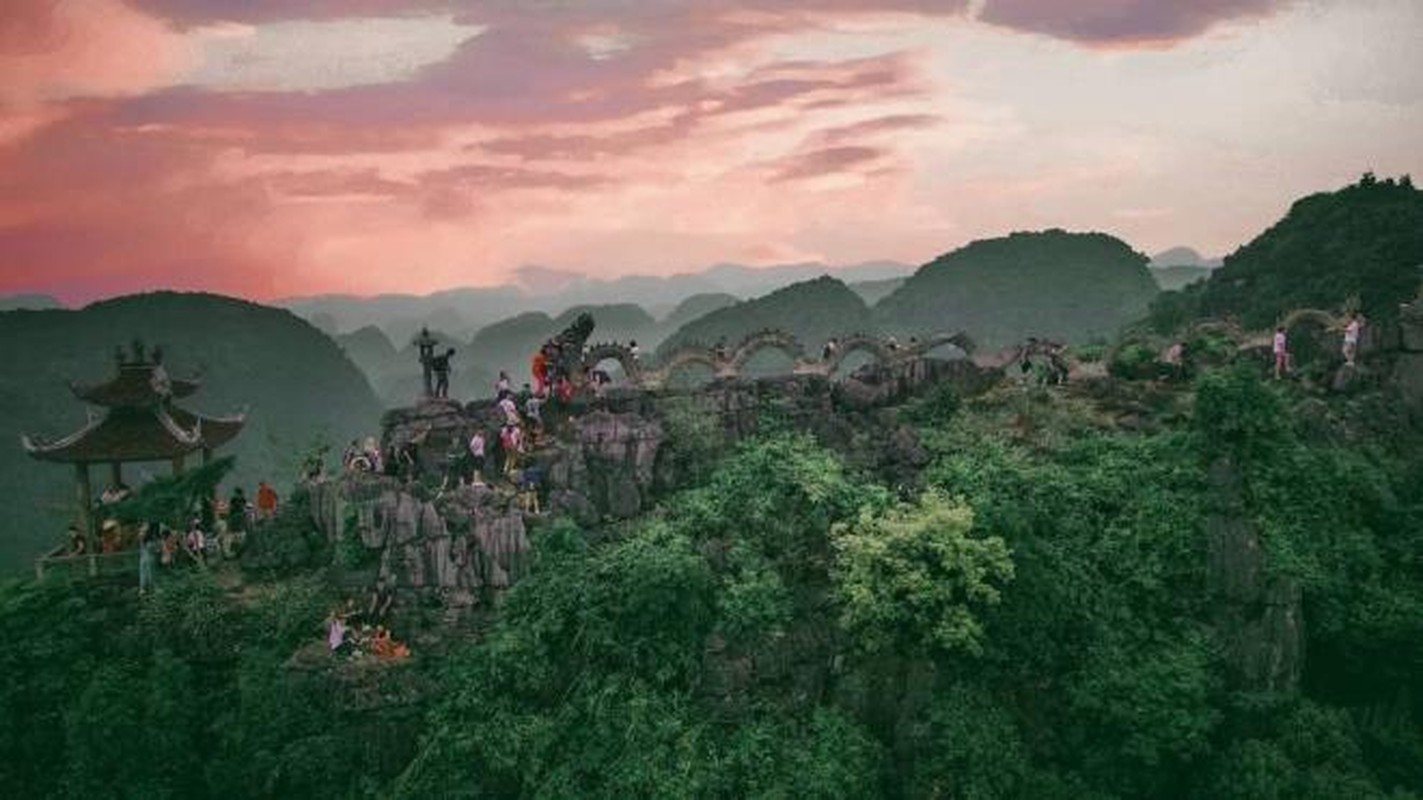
1;0;1420;304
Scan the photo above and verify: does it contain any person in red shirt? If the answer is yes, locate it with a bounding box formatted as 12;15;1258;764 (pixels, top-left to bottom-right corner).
256;481;279;520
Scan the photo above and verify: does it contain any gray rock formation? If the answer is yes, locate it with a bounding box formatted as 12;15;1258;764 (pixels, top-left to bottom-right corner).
1205;458;1302;694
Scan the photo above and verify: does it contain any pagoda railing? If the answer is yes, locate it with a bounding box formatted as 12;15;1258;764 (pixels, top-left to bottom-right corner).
34;546;138;581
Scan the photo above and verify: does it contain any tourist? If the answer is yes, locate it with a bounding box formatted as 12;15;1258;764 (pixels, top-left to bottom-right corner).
1343;311;1365;367
525;394;544;442
431;348;455;399
368;577;395;623
532;349;549;397
228;487;249;537
327;608;348;653
519;465;543;514
468;429;487;482
363;437;384;473
629;340;640;362
67;523;86;556
886;335;899;351
160;526;177;567
184;518;206;566
138;524;155;595
822;338;838;360
496;370;511;398
100;519;121;554
1273;326;1289;379
501;424;523;475
256;480;278;521
498;392;521;426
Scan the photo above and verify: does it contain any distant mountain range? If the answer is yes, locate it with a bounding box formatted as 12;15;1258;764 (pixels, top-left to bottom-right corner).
0;294;62;312
0;293;382;572
276;260;916;346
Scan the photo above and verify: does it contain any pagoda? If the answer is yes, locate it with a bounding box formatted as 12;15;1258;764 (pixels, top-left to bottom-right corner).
21;340;245;552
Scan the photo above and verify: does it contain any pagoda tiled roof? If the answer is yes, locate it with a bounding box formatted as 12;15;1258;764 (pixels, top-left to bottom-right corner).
21;404;245;464
70;363;200;407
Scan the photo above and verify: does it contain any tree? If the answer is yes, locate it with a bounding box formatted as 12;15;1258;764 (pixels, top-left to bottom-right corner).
832;489;1012;658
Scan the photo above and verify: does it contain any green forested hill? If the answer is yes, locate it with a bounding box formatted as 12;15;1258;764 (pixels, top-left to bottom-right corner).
0;292;383;570
661;292;739;330
657;276;873;358
874;230;1159;347
1199;174;1423;326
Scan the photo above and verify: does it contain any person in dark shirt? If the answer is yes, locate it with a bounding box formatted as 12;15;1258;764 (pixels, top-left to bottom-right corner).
431;348;455;398
227;487;248;534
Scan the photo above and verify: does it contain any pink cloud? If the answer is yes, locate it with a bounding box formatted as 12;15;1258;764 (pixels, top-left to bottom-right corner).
770;145;889;182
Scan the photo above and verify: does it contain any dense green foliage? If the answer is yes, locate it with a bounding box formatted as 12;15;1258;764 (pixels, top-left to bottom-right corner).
1199;174;1423;327
875;230;1159;348
4;333;1423;796
0;292;383;572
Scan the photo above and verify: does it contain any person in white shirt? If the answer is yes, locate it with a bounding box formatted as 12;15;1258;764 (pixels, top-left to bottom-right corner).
1272;327;1288;380
1342;312;1364;367
468;430;486;481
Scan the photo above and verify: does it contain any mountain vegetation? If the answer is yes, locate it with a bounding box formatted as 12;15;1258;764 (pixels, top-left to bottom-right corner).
875;230;1159;347
657;276;873;359
661;292;740;330
1195;174;1423;327
0;292;383;571
3;356;1421;797
4;181;1423;798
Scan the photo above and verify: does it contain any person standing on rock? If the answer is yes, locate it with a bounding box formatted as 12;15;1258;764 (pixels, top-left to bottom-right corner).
1273;326;1289;380
431;348;455;399
1343;312;1365;367
468;430;487;483
414;327;438;398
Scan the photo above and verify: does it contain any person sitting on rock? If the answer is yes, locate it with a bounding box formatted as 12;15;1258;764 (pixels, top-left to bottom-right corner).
368;577;395;624
327;608;348;654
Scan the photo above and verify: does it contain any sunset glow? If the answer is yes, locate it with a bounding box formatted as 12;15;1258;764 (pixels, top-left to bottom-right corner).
2;0;1421;304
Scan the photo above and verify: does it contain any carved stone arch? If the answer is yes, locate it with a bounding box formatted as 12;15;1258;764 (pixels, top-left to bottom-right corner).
647;346;724;387
824;334;894;375
582;342;643;386
1279;308;1342;332
911;330;977;358
728;330;805;373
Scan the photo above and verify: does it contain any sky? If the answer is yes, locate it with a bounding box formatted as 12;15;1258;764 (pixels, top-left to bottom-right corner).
1;0;1420;305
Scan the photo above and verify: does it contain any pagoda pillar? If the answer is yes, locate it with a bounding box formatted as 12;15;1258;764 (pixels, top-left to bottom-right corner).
110;462;122;487
172;454;186;476
75;462;94;564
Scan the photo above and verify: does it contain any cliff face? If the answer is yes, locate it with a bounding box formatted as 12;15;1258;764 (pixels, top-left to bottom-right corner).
305;355;1002;608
